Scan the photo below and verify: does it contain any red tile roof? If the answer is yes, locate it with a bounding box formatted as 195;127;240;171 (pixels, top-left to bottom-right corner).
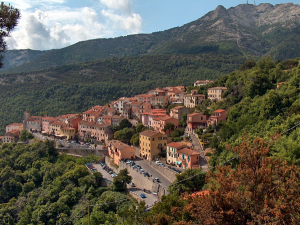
6;123;23;127
167;142;186;148
178;148;200;156
140;130;162;137
214;109;226;113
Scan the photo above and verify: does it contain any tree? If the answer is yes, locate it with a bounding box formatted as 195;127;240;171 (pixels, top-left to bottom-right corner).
163;122;175;133
179;113;188;127
0;2;20;67
168;168;206;195
130;133;139;146
112;169;132;191
181;138;300;224
119;119;132;129
19;130;33;142
136;122;147;133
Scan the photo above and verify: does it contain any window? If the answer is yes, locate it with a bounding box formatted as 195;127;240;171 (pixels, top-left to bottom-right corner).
164;143;166;146
152;138;154;141
158;144;162;148
163;137;167;140
158;137;162;140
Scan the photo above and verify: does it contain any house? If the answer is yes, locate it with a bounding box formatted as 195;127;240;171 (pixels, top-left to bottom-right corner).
107;140;136;165
116;97;129;114
3;130;20;143
82;109;101;122
207;109;227;126
194;80;214;87
60;127;76;140
25;116;43;132
49;121;65;136
170;106;190;120
139;130;168;161
153;116;179;134
92;124;113;143
207;87;227;101
177;148;200;169
166;142;186;165
101;115;124;126
42;117;57;134
184;90;206;108
67;117;82;129
187;113;208;132
150;95;169;107
122;102;132;119
6;123;23;133
78;120;96;139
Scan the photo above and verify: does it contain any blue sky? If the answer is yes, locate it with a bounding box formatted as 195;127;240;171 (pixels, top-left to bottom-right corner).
4;0;300;50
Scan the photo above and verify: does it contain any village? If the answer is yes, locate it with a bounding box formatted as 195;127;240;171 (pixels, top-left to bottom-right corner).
1;79;228;173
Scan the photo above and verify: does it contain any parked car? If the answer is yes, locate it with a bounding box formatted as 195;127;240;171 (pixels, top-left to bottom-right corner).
155;161;160;164
144;172;150;177
145;190;151;194
153;178;160;183
129;182;135;187
140;193;146;198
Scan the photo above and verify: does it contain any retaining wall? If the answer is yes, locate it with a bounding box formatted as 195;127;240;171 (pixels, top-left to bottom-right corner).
148;162;177;183
58;148;104;157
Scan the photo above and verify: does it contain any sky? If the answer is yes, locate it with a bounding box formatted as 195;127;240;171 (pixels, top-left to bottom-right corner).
3;0;300;51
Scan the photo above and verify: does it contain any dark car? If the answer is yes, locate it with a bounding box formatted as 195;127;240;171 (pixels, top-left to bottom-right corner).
144;172;150;177
140;193;146;198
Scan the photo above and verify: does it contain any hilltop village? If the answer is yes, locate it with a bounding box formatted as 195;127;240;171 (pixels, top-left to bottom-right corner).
1;80;228;170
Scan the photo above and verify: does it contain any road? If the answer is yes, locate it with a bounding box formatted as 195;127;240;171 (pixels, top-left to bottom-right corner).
93;163;159;207
132;158;171;195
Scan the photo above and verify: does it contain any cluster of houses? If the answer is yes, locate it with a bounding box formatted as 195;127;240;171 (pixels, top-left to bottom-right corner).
1;80;229;170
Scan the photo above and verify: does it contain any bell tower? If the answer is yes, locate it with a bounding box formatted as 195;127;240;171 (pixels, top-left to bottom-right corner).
23;109;30;131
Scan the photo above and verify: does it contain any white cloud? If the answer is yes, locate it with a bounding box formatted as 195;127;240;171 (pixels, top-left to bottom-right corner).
4;0;143;50
100;0;132;14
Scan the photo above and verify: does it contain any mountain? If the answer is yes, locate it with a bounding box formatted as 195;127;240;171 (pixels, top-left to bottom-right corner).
1;3;300;74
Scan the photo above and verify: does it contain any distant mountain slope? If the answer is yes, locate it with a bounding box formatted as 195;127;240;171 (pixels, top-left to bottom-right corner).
2;3;300;74
0;49;48;71
0;53;245;135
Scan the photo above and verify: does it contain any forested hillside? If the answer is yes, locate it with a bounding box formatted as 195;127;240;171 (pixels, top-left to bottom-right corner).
0;53;245;135
0;141;145;224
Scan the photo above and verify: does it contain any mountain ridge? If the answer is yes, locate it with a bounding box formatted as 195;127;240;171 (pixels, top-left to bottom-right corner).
1;3;300;74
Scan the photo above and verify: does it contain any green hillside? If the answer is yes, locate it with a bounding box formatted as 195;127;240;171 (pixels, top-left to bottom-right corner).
0;53;245;135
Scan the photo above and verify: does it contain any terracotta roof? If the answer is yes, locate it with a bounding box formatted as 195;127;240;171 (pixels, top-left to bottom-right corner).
214;109;226;113
188;113;201;117
178;148;200;156
140;130;162;137
50;121;64;126
79;120;96;126
61;127;75;130
208;87;227;90
42;117;57;121
6;123;23;127
108;140;135;152
171;106;185;110
167;142;186;148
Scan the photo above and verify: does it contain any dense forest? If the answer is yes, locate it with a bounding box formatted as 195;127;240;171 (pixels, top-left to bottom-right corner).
0;53;245;135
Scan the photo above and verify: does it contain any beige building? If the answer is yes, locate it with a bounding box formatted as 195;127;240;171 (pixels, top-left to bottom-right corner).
150;95;169;108
107;140;136;166
184;90;206;108
166;142;186;165
194;80;214;87
207;87;227;101
6;123;23;133
60;127;76;140
139;130;168;161
170;106;190;120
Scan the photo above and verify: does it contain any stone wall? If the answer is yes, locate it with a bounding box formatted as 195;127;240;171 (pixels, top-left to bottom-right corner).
148;162;177;183
58;148;104;157
104;156;120;174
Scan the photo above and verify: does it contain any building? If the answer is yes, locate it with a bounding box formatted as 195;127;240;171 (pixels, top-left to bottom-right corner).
116;97;129;114
60;127;76;140
107;140;136;165
170;106;190;120
42;117;57;134
194;80;214;87
67;117;82;129
207;87;227;101
177;148;200;169
49;121;65;136
2;130;20;143
139;130;168;161
187;113;208;132
6;123;23;133
78;121;95;139
207;109;227;126
150;95;169;108
26;116;43;132
153;116;179;135
83;109;101;122
92;124;113;143
166;142;186;165
184;90;206;108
